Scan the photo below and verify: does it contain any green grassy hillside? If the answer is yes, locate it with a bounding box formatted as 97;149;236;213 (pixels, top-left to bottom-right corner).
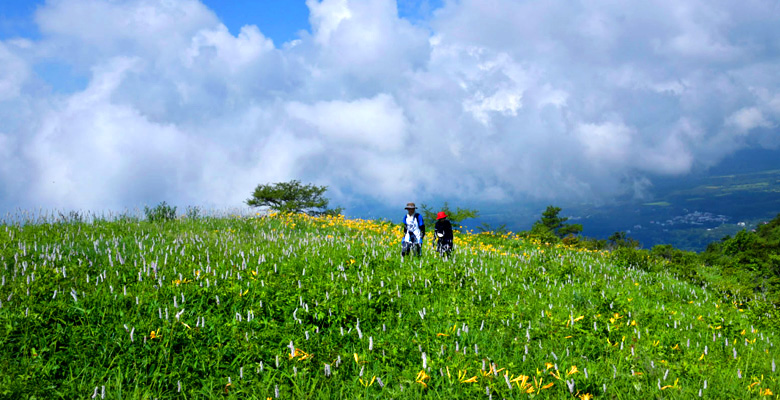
1;213;778;399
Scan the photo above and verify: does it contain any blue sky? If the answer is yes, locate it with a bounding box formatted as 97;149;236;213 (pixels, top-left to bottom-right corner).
0;2;38;39
1;0;443;45
1;0;442;94
0;0;778;214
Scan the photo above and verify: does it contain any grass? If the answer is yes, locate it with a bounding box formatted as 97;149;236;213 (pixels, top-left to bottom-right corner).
1;212;778;399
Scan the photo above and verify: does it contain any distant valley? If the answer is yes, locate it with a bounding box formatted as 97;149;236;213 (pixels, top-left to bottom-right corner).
463;148;780;251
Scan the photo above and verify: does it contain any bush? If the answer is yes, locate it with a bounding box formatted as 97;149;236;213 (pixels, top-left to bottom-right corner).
185;206;201;220
610;247;654;272
57;210;84;224
144;201;177;222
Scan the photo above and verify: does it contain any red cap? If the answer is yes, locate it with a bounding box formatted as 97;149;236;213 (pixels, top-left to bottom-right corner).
436;212;447;220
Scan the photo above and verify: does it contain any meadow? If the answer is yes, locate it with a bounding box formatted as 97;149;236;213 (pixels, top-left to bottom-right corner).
1;212;778;399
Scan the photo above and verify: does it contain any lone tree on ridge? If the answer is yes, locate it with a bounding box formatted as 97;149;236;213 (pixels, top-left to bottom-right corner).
246;180;342;216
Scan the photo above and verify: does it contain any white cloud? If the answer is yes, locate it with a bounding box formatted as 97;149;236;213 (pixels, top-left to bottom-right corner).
726;107;772;134
2;0;780;213
286;94;407;152
576;122;634;165
35;0;219;63
464;88;523;126
0;42;30;101
307;0;352;45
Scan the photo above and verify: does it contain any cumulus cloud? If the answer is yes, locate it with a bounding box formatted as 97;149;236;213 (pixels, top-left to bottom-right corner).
1;0;780;214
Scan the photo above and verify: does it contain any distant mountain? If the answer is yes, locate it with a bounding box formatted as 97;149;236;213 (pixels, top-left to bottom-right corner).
459;148;780;251
348;148;780;252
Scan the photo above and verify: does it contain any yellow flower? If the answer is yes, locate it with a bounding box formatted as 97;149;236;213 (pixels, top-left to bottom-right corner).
150;329;161;339
509;374;530;390
661;378;680;390
566;365;579;377
416;370;430;387
359;376;376;387
579;394;593;400
761;388;773;396
290;348;312;361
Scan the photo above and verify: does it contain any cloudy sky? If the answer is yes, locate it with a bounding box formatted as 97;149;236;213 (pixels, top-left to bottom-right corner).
1;0;779;215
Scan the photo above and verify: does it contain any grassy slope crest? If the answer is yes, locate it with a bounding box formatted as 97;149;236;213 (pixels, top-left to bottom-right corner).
0;213;778;399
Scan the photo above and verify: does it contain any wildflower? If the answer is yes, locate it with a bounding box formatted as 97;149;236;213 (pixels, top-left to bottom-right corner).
566;365;579;377
359;376;376;387
661;378;680;390
509;374;531;392
416;370;431;387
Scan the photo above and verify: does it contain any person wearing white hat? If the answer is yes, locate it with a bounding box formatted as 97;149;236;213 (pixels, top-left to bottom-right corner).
401;202;425;257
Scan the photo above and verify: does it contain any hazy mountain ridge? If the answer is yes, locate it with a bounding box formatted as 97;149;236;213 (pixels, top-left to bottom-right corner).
450;149;780;251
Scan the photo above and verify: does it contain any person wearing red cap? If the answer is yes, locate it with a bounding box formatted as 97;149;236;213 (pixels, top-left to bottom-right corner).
434;211;454;258
402;202;425;257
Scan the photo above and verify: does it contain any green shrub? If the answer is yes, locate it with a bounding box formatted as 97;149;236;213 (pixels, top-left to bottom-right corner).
185;206;201;220
144;201;177;222
57;210;84;224
610;246;654;272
